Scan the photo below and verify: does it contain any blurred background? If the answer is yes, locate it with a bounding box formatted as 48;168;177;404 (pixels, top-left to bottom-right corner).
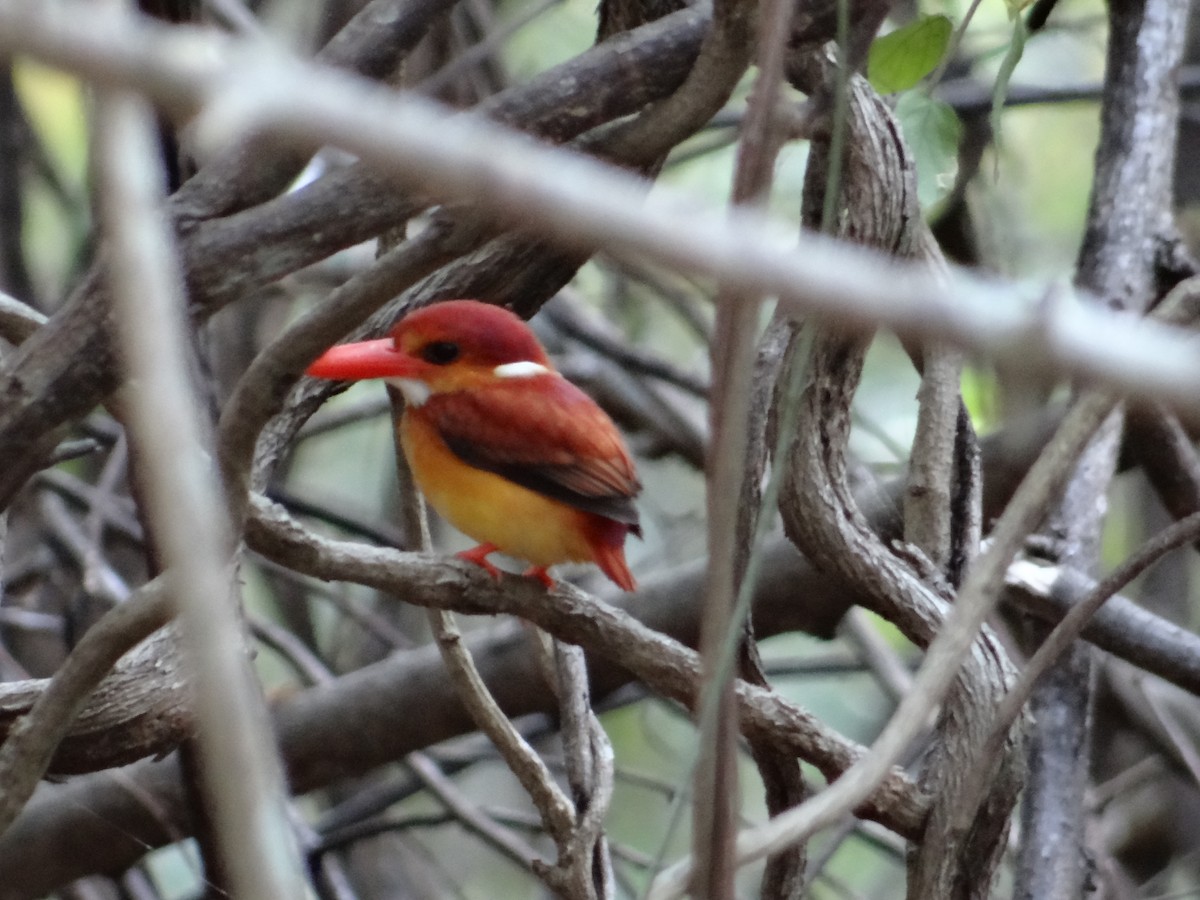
3;0;1199;897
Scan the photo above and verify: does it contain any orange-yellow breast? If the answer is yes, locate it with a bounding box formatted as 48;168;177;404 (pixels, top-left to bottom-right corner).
400;411;600;567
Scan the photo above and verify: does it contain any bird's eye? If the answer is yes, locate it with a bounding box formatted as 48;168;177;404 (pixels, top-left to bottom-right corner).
421;341;460;365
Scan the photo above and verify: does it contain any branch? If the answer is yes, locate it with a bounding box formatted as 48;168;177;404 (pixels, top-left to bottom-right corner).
690;0;784;890
0;2;1196;448
706;1;811;894
7;415;1200;893
426;610;574;873
1006;563;1200;696
0;2;711;505
173;0;461;222
651;387;1118;900
96;84;305;897
188;61;1200;417
243;495;926;835
0;581;174;834
1013;0;1187;891
544;636;617;899
953;510;1200;843
774;61;1017;898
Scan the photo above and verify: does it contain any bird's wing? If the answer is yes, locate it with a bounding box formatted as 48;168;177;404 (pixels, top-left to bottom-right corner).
420;376;642;530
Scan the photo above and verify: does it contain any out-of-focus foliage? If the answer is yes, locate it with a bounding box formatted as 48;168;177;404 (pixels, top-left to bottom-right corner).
895;91;962;210
11;60;88;303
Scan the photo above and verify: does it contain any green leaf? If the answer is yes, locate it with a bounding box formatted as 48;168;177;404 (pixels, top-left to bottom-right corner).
867;15;953;95
894;92;962;210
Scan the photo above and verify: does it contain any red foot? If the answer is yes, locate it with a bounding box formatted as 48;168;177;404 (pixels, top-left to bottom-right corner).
522;565;556;590
456;543;502;580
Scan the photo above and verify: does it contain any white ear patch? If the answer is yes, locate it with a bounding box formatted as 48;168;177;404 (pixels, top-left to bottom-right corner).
493;361;551;378
386;377;432;407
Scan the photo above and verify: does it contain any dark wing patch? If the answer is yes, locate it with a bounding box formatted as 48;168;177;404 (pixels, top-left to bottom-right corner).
422;376;642;531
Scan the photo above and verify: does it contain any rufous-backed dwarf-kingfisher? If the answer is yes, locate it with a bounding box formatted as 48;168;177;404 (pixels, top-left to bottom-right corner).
306;300;642;591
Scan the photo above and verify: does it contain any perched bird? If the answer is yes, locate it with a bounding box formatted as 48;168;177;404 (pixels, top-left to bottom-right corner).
307;300;642;591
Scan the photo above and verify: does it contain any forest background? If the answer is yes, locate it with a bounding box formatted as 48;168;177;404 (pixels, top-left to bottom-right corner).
0;0;1198;898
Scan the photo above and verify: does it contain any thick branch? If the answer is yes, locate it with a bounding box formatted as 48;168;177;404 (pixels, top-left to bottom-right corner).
1013;0;1187;895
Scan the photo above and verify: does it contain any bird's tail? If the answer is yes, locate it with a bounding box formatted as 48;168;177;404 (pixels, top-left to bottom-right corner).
593;542;636;592
585;517;638;592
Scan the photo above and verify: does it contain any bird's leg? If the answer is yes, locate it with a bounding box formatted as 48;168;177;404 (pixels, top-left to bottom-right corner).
456;543;503;580
522;566;557;590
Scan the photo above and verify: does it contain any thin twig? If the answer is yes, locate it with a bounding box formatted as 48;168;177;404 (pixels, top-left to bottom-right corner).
688;0;799;890
96;81;307;897
838;609;913;706
427;609;575;849
40;492;130;606
405;750;547;876
543;294;709;398
558;638;616;899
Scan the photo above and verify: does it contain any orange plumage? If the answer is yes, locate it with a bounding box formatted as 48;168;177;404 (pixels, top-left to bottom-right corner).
306;300;641;591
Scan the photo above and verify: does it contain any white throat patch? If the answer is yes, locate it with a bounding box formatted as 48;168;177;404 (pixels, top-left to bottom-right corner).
493;361;550;378
386;377;431;407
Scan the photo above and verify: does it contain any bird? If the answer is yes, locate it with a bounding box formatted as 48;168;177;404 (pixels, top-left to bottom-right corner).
306;300;642;592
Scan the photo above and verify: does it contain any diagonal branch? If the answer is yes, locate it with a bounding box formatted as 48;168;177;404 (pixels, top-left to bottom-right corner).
97;83;306;898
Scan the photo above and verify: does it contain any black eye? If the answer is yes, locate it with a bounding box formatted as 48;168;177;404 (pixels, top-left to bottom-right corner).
421;341;460;365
